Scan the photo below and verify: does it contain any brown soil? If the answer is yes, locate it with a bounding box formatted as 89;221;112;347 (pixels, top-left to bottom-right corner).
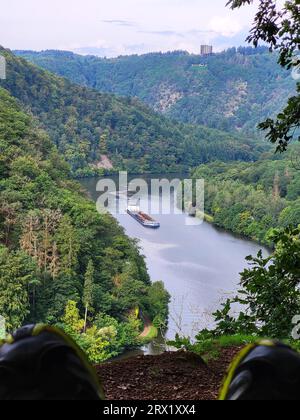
96;347;241;400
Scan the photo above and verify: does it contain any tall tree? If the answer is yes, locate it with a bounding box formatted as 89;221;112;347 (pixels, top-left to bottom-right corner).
99;130;109;155
83;260;94;332
0;248;37;331
56;215;80;278
228;0;300;151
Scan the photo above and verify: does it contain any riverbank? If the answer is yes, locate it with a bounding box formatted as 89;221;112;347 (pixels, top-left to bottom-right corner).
195;209;273;251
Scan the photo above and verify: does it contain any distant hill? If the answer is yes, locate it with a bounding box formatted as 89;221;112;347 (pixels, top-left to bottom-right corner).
15;47;296;134
0;47;265;175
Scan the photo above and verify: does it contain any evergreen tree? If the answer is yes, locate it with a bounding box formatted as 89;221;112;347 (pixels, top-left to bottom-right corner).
83;260;94;332
0;248;37;331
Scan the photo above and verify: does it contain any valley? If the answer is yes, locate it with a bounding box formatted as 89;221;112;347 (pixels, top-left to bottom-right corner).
0;41;299;369
1;0;300;403
81;175;269;343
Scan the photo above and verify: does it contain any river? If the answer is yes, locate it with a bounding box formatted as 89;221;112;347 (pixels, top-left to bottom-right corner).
80;174;268;356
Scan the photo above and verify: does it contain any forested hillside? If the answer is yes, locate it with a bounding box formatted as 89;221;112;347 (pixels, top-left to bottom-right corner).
0;47;266;176
0;87;170;361
191;149;300;245
16;47;295;133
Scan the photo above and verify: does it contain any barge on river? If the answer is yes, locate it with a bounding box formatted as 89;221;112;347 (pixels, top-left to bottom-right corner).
127;204;160;229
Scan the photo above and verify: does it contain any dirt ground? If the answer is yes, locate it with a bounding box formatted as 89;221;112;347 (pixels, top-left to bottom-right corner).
96;348;241;400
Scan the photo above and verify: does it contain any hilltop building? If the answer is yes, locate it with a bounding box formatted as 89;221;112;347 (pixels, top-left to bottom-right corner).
200;45;213;56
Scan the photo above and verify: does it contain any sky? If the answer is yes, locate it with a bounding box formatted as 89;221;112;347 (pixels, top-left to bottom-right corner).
0;0;269;57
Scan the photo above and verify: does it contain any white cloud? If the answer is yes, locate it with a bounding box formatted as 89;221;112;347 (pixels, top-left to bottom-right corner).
209;16;243;37
0;0;259;56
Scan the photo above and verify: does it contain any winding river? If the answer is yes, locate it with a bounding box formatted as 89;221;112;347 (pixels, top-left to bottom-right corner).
81;175;268;356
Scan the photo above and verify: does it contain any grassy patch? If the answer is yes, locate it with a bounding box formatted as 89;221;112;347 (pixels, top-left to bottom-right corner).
197;335;259;362
283;339;300;353
170;333;300;365
186;335;300;362
169;334;260;363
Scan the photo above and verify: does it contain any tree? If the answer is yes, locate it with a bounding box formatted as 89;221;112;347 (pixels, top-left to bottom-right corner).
60;301;117;363
20;209;62;277
99;130;109;155
61;300;84;334
0;248;38;331
147;282;170;329
0;200;21;246
227;0;300;151
56;215;80;278
279;200;300;227
83;260;94;332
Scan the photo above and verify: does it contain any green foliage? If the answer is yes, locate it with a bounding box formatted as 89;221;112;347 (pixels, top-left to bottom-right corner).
0;47;267;175
190;152;300;244
0;87;169;361
169;229;300;357
169;228;300;355
59;301;142;363
61;300;85;333
60;300;112;363
228;0;300;151
168;331;258;362
83;260;94;310
15;47;295;136
147;281;170;329
0;246;38;331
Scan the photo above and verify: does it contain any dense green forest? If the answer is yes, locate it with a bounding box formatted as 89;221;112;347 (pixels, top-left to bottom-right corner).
0;86;170;361
16;47;295;133
190;150;300;245
0;47;267;176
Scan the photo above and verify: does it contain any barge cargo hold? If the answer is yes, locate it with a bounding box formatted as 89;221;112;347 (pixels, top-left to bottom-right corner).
127;205;160;229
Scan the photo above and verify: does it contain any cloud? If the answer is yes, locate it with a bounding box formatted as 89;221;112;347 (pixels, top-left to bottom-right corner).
71;39;148;57
102;19;137;27
186;29;219;36
0;0;258;56
209;16;243;37
138;30;184;38
73;46;113;56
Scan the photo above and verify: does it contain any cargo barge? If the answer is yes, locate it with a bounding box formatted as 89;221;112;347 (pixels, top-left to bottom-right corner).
127;205;160;229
